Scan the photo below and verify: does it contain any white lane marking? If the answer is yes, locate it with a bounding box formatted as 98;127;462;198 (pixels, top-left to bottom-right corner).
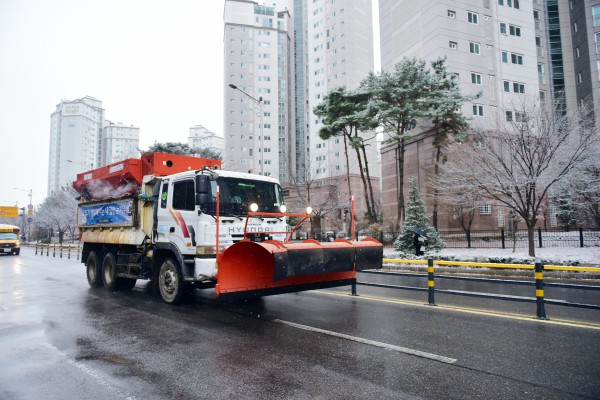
42;342;137;400
273;319;457;364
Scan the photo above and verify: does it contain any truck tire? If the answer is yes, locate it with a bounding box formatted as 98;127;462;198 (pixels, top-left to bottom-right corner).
102;253;121;291
158;258;185;305
86;251;102;288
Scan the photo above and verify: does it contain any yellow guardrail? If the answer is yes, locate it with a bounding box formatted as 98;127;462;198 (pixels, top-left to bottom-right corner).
383;258;600;273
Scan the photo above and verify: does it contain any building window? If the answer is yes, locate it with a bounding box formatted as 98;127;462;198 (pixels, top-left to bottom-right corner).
577;72;583;83
509;25;521;37
511;53;523;65
468;11;479;24
448;10;456;18
479;204;491;215
575;47;580;58
471;72;482;85
594;5;600;27
472;104;484;116
498;209;505;227
596;33;600;54
501;51;509;63
449;41;458;49
539;90;546;101
470;42;481;54
499;22;507;34
513;82;525;93
503;80;510;92
572;22;578;33
506;111;514;121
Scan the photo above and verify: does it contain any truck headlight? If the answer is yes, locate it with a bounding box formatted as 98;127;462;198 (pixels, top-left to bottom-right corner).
279;204;287;213
196;245;216;256
249;203;259;212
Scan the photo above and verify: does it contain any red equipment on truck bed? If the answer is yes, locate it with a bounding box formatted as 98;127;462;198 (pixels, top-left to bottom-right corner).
73;152;221;201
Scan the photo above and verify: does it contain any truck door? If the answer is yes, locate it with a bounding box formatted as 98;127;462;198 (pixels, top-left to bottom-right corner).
156;178;199;256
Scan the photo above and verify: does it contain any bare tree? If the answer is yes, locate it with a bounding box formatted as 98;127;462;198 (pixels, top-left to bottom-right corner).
34;184;79;244
440;101;599;256
284;162;342;239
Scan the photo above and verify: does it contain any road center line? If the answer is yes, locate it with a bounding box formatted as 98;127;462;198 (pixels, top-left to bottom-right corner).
273;319;457;364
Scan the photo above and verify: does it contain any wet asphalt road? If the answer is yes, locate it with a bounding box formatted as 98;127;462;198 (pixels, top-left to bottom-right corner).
1;248;599;399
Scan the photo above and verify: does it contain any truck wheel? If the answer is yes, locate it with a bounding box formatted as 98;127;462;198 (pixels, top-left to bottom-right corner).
158;258;185;305
102;253;121;291
86;251;102;288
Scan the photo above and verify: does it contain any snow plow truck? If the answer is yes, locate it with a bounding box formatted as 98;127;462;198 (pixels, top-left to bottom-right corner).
73;152;383;304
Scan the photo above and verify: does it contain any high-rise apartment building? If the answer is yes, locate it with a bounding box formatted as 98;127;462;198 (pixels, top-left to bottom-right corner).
101;121;140;165
48;96;104;193
378;0;600;232
299;0;377;183
48;96;140;194
223;0;295;182
188;125;224;156
380;0;540;130
223;0;377;235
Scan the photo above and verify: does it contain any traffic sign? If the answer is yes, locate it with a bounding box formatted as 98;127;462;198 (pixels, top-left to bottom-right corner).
27;217;33;223
0;206;18;218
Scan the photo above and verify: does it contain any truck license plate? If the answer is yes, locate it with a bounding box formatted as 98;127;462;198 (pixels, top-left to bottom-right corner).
2;249;10;253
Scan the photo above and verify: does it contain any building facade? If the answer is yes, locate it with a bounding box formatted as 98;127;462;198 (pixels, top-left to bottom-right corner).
48;97;140;194
223;0;379;234
101;121;140;165
188;125;224;156
48;96;104;193
223;0;295;182
378;0;597;232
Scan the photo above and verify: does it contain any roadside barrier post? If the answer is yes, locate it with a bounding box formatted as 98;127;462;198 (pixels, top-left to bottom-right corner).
35;243;38;255
46;244;50;256
59;244;63;258
579;228;584;248
351;279;357;296
535;262;547;320
52;245;56;258
427;258;435;306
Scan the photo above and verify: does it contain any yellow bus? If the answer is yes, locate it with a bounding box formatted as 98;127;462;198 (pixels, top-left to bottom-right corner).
0;224;21;255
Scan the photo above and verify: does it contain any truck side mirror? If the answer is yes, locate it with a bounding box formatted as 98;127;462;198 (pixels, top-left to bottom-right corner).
195;175;210;206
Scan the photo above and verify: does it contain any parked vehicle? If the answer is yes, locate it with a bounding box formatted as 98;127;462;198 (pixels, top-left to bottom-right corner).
0;224;21;255
73;153;382;304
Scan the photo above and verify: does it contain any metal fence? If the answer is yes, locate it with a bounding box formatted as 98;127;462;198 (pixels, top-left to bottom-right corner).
437;228;600;249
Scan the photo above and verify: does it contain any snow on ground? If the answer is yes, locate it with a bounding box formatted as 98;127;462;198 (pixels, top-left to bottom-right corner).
384;246;600;266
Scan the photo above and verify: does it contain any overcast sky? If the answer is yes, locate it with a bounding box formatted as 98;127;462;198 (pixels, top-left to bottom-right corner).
0;0;379;208
0;0;226;207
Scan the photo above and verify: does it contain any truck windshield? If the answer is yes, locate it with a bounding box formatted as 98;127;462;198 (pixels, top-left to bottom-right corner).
207;177;283;215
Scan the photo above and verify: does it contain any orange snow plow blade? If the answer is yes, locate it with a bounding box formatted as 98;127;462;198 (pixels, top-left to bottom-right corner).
216;238;383;300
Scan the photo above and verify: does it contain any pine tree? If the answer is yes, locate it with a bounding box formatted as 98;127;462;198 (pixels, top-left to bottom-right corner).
556;185;577;230
394;177;443;254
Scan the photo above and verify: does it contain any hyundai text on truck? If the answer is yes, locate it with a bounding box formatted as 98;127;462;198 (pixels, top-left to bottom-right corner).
73;152;382;304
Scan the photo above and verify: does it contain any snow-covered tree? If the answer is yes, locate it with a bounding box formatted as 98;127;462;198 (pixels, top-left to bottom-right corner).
394;177;443;254
34;184;79;243
439;99;599;256
428;58;477;228
141;142;222;160
362;58;433;228
314;87;378;224
556;184;577;230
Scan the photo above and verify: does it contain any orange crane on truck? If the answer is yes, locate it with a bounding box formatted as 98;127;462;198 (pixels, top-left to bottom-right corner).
73;152;383;304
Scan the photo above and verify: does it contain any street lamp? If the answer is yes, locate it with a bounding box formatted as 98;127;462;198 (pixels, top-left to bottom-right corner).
13;187;32;242
228;84;265;175
66;159;94;170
